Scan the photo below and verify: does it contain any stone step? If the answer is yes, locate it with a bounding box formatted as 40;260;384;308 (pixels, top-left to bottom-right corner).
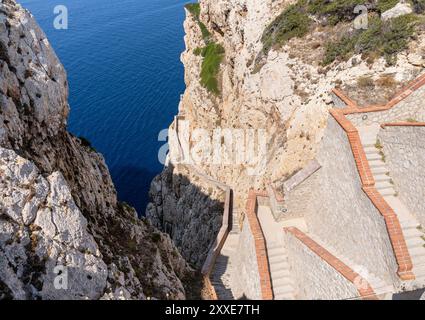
411;253;425;265
403;228;424;239
273;284;294;296
366;153;383;161
413;265;425;277
272;278;294;289
269;261;290;271
268;248;287;257
362;142;377;149
400;219;420;229
406;237;425;249
364;146;379;154
371;167;390;175
271;269;291;280
269;255;288;265
375;181;394;191
409;246;425;258
274;294;295;300
378;188;396;197
374;174;391;182
368;159;387;169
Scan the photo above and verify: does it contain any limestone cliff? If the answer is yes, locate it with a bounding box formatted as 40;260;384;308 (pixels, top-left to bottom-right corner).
0;0;194;300
147;0;425;267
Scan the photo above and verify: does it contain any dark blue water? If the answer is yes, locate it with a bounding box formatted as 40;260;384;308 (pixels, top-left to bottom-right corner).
19;0;187;214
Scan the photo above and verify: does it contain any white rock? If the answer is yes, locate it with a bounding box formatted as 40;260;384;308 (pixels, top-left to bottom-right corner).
382;2;413;21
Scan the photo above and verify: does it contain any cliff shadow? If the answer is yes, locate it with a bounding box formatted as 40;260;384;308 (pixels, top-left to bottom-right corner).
147;163;233;300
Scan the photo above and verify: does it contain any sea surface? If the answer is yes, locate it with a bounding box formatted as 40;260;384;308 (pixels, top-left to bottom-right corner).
19;0;187;214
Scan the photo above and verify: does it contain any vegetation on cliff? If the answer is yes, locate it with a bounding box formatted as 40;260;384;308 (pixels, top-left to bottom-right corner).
195;43;225;95
259;0;423;67
323;14;419;65
186;2;224;95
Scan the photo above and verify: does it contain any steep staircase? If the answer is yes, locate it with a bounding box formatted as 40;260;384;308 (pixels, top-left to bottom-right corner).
257;205;296;300
210;205;241;299
308;232;394;298
358;125;425;288
267;242;296;300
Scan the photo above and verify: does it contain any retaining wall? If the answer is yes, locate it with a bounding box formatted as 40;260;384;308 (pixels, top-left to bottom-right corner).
379;125;425;227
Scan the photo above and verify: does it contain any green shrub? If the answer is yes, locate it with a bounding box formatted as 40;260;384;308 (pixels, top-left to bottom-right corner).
261;4;311;55
377;0;399;12
357;76;374;88
185;2;211;41
382;14;418;61
412;0;425;13
323;34;358;65
308;0;370;25
199;43;225;95
323;14;419;65
185;3;200;19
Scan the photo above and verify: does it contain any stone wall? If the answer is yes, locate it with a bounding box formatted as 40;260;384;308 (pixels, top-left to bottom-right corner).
346;85;425;126
284;231;360;300
302;116;399;286
378;126;425;226
284;162;321;219
233;218;262;300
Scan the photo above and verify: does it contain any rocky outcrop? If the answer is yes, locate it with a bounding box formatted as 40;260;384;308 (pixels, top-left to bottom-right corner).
0;0;193;300
382;2;413;21
147;0;425;282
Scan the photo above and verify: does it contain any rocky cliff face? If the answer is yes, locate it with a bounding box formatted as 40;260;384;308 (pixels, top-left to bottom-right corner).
147;0;425;264
0;0;194;300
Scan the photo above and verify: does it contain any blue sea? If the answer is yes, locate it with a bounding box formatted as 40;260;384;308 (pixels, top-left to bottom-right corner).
19;0;187;214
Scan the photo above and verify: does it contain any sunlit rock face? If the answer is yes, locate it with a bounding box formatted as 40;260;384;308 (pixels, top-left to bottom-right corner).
0;0;193;300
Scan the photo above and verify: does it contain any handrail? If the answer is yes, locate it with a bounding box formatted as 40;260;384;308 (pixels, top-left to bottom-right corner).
171;113;233;299
245;190;274;300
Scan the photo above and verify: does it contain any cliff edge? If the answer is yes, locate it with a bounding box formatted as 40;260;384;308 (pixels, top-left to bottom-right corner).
0;0;194;300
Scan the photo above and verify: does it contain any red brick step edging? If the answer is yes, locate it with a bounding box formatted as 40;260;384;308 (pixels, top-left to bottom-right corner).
284;227;378;299
329;108;415;281
381;122;425;128
332;72;425;114
245;190;274;300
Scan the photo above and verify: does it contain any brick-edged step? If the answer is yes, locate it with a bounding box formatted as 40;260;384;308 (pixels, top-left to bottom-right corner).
366;153;383;161
399;219;420;229
370;167;390;175
403;228;424;239
411;252;425;266
413;265;425;277
269;261;290;271
271;269;291;280
364;146;379;154
362;142;376;149
406;237;425;249
375;181;394;191
368;159;387;169
374;174;391;183
377;189;396;197
273;284;295;296
267;249;286;259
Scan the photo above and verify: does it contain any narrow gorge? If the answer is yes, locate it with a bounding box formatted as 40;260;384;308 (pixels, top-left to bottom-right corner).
2;0;425;300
